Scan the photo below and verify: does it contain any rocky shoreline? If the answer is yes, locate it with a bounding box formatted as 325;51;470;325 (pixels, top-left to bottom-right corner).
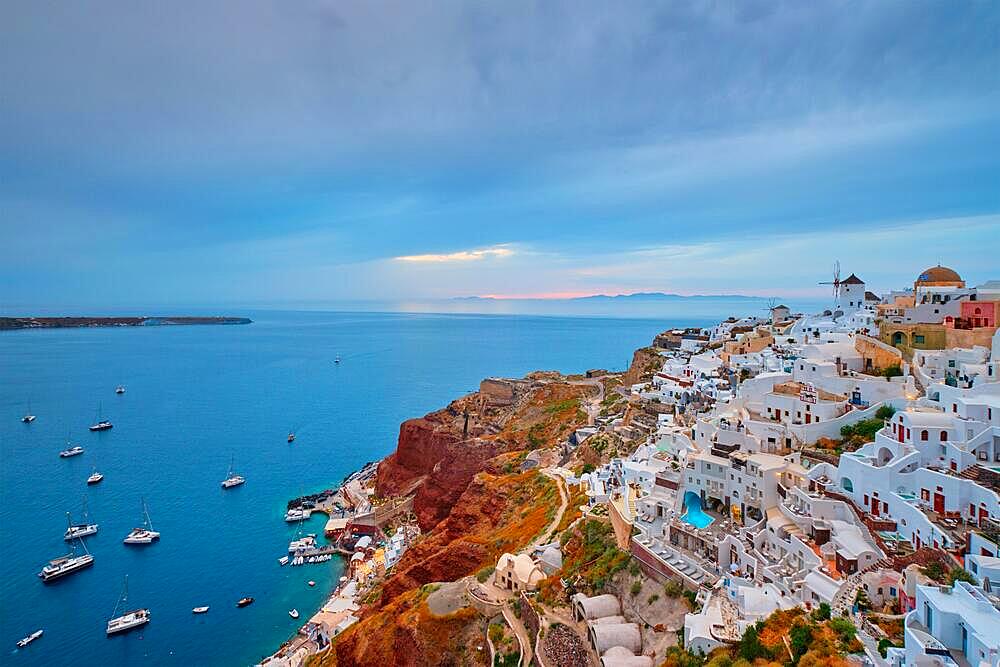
0;316;252;330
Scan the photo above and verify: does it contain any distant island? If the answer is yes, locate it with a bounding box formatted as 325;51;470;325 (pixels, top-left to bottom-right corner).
0;316;252;331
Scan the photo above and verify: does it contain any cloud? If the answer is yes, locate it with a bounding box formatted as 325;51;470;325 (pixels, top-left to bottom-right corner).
394;245;514;263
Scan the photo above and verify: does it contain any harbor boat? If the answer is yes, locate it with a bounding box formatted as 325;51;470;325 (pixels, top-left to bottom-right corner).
16;630;43;648
288;609;299;619
22;399;36;423
115;385;125;394
39;541;94;582
64;502;99;540
123;498;160;545
221;455;245;489
106;575;151;636
288;534;317;553
284;507;308;522
89;403;113;431
278;556;290;566
192;606;209;614
87;467;104;484
236;597;254;608
60;445;85;458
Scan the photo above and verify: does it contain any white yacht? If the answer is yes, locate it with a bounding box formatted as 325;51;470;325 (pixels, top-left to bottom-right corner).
64;504;98;540
192;606;209;614
38;544;94;582
60;445;85;458
16;630;43;648
115;385;125;394
221;455;245;489
284;507;307;522
123;499;160;545
106;575;150;636
87;468;104;484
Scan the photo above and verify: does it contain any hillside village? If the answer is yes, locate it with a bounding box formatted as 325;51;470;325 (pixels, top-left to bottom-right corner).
271;265;1000;667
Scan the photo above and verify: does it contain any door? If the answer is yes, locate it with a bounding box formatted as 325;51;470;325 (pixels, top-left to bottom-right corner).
933;493;945;514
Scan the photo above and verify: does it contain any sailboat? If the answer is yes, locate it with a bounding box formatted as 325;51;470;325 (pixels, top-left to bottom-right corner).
221;455;245;489
123;498;160;544
65;499;99;540
89;403;113;431
21;399;36;423
106;575;150;635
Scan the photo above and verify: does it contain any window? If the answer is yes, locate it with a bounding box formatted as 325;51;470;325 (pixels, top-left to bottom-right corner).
941;431;948;441
914;334;926;344
921;430;929;441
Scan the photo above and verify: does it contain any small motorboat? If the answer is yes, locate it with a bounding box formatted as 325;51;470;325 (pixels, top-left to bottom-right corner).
87;468;104;485
115;386;125;395
22;414;36;423
278;556;290;566
287;432;295;443
236;597;254;608
60;445;85;458
334;355;341;364
307;580;316;587
192;606;209;614
289;609;299;619
16;629;43;648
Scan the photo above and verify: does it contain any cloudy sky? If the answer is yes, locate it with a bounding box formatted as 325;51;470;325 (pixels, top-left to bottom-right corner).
2;1;998;308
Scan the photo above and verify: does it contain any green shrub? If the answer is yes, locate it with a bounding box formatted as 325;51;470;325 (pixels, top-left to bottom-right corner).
875;404;896;420
829;617;857;643
882;365;903;378
737;623;773;662
630;581;642;596
647;594;660;605
476;566;495;583
664;580;684;598
811;602;831;621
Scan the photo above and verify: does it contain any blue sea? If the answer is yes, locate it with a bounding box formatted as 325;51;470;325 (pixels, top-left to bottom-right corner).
0;310;715;666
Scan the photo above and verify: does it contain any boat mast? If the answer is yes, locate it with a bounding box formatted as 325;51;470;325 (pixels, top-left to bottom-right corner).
142;498;153;531
112;575;128;618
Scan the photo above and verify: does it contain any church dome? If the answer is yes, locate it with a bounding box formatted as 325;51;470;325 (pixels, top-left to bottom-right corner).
916;265;962;284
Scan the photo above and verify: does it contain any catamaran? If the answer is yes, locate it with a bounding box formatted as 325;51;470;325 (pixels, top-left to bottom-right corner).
60;445;85;458
16;630;43;648
64;500;99;540
221;455;245;489
123;498;160;544
106;575;150;636
21;400;36;423
87;467;104;484
89;403;113;431
38;540;94;582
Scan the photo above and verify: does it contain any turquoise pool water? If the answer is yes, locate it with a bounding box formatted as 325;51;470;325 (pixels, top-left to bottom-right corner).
682;491;715;529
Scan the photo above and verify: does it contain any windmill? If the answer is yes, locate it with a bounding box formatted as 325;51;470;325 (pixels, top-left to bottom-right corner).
762;297;779;324
818;261;842;305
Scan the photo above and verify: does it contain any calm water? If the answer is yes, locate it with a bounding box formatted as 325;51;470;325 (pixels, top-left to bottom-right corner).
0;310;710;666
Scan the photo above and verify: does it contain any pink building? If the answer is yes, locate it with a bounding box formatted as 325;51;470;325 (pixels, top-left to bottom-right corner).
944;300;998;329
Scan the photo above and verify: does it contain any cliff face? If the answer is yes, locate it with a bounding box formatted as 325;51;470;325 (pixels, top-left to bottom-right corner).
624;346;662;386
331;586;487;667
376;379;592;531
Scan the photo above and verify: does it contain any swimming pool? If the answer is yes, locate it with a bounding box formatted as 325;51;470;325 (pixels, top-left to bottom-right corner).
682;490;715;529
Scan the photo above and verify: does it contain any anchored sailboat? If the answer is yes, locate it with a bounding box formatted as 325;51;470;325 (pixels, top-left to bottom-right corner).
221;454;245;489
106;575;150;636
64;498;98;540
89;403;113;431
123;498;160;544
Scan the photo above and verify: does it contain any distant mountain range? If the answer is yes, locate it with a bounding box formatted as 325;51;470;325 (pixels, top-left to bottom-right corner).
455;292;768;301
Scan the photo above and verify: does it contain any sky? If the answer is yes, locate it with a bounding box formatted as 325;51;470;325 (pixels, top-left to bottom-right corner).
1;1;999;310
